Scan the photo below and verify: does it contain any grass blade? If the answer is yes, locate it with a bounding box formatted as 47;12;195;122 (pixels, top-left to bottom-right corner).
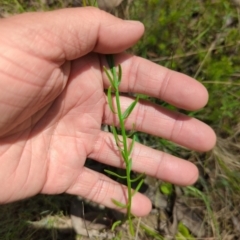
129;221;135;236
111;220;122;231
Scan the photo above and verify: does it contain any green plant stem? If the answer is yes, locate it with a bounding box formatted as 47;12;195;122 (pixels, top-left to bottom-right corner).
105;54;140;235
113;69;133;230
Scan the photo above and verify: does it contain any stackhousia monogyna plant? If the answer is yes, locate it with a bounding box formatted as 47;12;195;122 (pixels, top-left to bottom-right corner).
104;55;145;235
83;1;145;235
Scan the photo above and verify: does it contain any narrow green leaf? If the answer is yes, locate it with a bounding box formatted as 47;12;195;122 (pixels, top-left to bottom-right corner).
107;86;117;114
128;134;136;156
121;150;127;162
122;95;139;121
111;220;122;231
126;123;137;138
111;127;125;156
140;224;164;240
132;178;144;196
103;66;115;89
135;178;144;193
177;222;195;239
112;199;128;208
104;169;127;179
106;55;119;87
110;125;123;144
129;220;135;236
117;64;122;85
128;158;132;172
93;0;98;7
127;131;136;139
130;173;145;183
113;69;118;89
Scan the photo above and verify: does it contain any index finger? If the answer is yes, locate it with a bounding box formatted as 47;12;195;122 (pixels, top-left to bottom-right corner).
0;8;144;61
101;54;208;111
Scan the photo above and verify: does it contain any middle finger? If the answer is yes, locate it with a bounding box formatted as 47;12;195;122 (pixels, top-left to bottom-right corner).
103;96;216;152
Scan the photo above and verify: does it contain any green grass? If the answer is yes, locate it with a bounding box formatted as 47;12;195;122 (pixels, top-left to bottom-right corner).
1;0;240;239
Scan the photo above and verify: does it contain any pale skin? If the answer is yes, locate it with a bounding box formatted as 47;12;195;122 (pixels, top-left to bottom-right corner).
0;7;216;216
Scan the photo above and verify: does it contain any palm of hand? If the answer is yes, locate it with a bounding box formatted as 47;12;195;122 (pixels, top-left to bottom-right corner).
0;51;109;204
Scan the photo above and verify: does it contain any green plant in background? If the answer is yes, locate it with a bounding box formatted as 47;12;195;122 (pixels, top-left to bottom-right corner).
140;224;164;240
82;0;98;7
159;182;173;196
104;55;145;236
184;186;221;239
158;183;196;239
175;222;195;240
130;0;240;136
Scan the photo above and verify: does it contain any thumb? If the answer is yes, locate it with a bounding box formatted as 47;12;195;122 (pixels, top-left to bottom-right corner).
0;7;144;61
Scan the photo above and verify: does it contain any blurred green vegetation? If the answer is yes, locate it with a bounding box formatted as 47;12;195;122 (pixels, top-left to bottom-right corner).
130;0;240;136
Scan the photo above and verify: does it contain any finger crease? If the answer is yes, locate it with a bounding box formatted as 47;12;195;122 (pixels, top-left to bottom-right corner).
169;112;184;142
158;68;172;100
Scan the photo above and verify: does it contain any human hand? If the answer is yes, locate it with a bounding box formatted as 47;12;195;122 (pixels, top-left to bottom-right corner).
0;8;216;216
